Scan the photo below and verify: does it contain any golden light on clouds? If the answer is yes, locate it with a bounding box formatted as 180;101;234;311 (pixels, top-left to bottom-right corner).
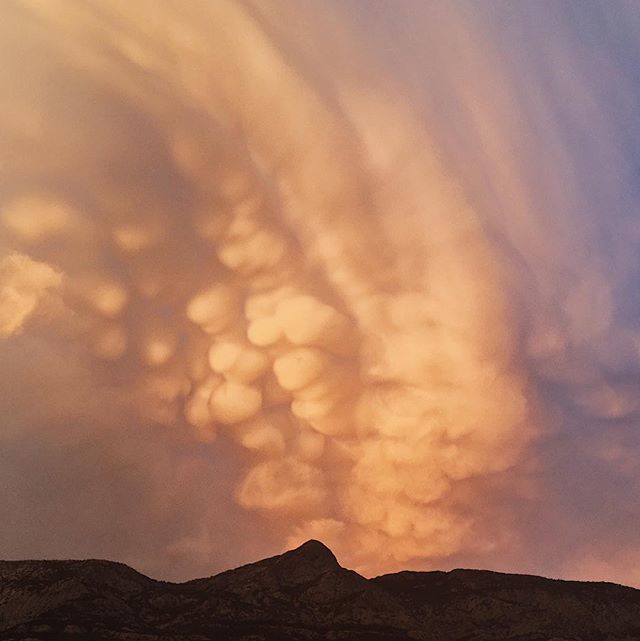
2;0;639;583
0;253;62;337
0;0;536;573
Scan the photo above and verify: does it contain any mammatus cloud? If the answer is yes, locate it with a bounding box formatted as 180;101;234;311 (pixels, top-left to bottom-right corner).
1;0;639;583
0;253;62;337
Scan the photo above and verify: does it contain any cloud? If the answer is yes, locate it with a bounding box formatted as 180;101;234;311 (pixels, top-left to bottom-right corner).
1;0;640;584
0;253;62;338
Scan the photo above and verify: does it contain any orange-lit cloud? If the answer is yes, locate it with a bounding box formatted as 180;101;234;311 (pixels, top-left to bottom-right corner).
0;253;62;337
2;0;640;585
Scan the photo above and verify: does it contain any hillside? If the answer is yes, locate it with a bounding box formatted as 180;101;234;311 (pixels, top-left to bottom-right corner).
2;540;640;640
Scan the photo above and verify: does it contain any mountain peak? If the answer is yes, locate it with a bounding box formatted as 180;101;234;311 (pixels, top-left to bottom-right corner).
286;539;338;565
271;539;341;583
200;539;346;595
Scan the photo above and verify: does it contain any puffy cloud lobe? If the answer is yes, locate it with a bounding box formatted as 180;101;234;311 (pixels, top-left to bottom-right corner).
1;196;76;243
0;253;62;337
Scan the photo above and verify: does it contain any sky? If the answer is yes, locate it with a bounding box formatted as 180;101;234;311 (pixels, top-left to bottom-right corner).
1;0;640;586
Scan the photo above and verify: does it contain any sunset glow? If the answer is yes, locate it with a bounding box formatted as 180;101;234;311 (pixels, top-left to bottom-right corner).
2;0;640;586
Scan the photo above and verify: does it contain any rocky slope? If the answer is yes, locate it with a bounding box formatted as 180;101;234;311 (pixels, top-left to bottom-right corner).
1;540;640;640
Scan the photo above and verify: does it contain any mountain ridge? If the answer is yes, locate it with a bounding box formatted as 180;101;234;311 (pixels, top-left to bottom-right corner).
2;539;640;640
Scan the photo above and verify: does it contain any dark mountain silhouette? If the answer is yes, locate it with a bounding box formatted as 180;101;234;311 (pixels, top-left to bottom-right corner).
2;539;640;640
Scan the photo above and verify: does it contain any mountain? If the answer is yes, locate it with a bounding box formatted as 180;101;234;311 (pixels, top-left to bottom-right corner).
2;539;640;640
